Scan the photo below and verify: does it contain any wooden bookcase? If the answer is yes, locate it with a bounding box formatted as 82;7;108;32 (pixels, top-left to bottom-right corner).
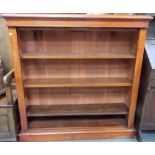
3;14;152;141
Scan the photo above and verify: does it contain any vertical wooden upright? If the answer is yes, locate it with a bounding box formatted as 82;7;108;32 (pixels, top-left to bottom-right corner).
8;28;27;130
128;28;147;128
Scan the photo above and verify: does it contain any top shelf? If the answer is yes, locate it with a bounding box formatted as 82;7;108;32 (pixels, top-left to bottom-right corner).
20;52;136;59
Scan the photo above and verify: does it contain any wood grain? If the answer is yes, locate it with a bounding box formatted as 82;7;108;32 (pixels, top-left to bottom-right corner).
3;14;152;28
20;53;136;59
18;115;135;141
128;28;147;128
24;77;132;88
18;29;137;56
27;103;128;117
19;128;135;141
27;116;126;129
2;14;153;19
22;59;133;80
25;87;129;106
5;14;151;141
8;28;27;130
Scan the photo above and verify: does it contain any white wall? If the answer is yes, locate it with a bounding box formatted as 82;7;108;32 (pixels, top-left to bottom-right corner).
0;0;154;13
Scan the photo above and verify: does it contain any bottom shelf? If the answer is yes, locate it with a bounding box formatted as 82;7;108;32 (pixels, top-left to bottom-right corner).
28;116;126;129
27;103;128;117
20;116;135;141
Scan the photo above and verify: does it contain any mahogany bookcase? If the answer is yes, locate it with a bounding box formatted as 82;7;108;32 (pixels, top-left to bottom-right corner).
3;14;152;141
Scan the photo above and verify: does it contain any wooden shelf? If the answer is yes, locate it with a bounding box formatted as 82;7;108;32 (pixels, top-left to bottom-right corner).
28;116;126;129
20;53;136;59
27;103;128;117
24;78;132;88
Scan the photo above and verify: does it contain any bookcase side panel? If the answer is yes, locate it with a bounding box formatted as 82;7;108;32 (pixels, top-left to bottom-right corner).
128;28;147;128
8;28;27;130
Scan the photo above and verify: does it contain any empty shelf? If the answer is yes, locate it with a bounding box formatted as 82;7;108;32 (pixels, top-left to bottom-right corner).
27;103;128;117
24;78;132;88
28;116;126;129
20;52;136;59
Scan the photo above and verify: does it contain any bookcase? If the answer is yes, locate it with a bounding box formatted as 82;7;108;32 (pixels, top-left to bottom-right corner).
4;14;152;141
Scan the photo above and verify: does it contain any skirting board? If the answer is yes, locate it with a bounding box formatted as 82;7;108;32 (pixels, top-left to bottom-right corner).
19;126;136;142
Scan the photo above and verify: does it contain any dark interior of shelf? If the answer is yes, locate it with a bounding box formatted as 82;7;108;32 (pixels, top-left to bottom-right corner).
27;103;128;117
28;115;126;129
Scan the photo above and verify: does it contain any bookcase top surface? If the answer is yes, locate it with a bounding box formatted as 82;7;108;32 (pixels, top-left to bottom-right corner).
2;14;153;28
2;13;153;20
